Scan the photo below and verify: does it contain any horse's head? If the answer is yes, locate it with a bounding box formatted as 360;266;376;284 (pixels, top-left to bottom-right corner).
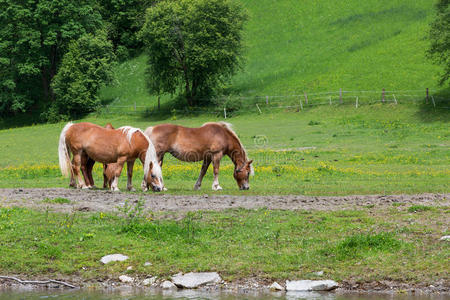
233;160;253;190
142;161;164;192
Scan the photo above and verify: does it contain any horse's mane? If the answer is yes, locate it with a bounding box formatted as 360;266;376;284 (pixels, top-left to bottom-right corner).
203;122;254;175
118;126;162;179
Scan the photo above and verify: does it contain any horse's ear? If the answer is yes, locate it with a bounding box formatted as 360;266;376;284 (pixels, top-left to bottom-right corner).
246;160;253;167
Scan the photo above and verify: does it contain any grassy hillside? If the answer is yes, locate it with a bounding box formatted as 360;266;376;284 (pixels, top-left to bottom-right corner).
100;0;442;109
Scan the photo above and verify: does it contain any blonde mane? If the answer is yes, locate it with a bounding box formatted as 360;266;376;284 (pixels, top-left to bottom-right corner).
118;126;162;179
203;122;254;175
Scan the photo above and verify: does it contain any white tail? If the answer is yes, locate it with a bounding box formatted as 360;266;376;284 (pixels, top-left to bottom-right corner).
58;122;73;177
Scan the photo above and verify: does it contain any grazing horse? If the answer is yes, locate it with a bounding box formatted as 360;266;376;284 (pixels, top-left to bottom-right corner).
70;123;115;189
144;122;253;190
58;122;163;192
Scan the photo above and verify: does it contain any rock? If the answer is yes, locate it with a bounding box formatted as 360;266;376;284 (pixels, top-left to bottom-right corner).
144;262;152;266
119;275;133;283
269;282;284;291
314;271;324;276
127;266;133;271
100;254;129;264
161;280;177;289
171;272;221;288
286;280;338;291
440;235;450;241
142;277;156;286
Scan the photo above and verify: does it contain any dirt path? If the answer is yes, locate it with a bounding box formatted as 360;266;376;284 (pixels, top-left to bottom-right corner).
0;188;448;213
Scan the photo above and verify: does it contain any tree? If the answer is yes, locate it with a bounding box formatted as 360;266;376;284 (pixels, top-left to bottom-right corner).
428;0;450;86
0;0;103;116
98;0;155;59
48;31;115;122
139;0;247;106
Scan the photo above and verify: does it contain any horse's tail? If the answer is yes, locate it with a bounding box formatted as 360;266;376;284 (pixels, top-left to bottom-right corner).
58;122;73;177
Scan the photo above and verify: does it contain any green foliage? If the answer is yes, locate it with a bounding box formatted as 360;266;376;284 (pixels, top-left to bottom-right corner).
98;0;155;58
139;0;247;106
408;205;434;213
0;0;103;116
326;232;403;260
428;0;450;85
42;197;71;204
48;32;115;122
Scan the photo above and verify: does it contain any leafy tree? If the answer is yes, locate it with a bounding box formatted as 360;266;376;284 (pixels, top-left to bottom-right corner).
48;31;115;122
428;0;450;85
98;0;155;59
139;0;247;106
0;0;102;116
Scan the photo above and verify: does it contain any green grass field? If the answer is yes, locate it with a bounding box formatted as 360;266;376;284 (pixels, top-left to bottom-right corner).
0;204;448;284
0;103;448;195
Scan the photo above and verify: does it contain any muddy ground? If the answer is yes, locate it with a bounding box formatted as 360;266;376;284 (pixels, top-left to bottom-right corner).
0;188;448;213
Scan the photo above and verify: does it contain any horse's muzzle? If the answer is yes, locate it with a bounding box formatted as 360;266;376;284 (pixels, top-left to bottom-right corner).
152;186;162;192
240;184;250;190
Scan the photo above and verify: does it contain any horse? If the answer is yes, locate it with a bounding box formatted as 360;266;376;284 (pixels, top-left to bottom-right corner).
144;122;253;190
58;122;163;192
69;123;115;189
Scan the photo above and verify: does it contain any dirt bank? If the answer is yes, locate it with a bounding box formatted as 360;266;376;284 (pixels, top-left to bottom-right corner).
0;188;448;213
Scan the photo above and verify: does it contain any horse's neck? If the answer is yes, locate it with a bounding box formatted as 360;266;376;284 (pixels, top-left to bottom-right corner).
228;142;246;168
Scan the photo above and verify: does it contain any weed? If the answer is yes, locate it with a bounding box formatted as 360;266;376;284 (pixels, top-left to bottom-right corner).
407;205;433;213
42;197;71;204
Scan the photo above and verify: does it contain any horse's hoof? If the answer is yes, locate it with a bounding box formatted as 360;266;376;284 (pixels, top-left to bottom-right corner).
193;185;201;190
163;187;168;191
212;185;223;191
127;187;136;192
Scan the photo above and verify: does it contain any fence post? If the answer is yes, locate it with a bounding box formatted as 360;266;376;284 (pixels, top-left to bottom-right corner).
256;103;262;114
157;96;160;111
339;88;342;104
382;88;385;103
300;98;303;110
426;88;429;103
431;95;436;108
393;94;397;105
304;91;308;105
224;107;227;119
265;95;269;105
355;96;358;108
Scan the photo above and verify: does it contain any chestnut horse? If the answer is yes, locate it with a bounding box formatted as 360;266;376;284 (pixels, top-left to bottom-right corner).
144;122;253;190
59;122;163;192
70;123;114;189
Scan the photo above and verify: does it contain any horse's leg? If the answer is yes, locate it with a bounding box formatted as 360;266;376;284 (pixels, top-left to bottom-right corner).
211;153;223;191
69;169;76;188
80;152;91;189
194;158;211;190
110;157;127;192
126;160;135;191
86;157;95;188
72;152;88;189
103;163;108;189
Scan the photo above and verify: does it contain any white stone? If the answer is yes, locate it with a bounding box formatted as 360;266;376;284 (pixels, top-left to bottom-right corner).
440;235;450;241
119;275;133;283
314;271;324;276
161;280;177;289
144;262;152;266
269;282;284;291
286;280;338;291
142;277;156;286
100;254;129;264
171;272;222;288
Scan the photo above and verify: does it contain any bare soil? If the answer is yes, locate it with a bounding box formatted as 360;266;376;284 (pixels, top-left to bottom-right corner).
0;188;448;213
